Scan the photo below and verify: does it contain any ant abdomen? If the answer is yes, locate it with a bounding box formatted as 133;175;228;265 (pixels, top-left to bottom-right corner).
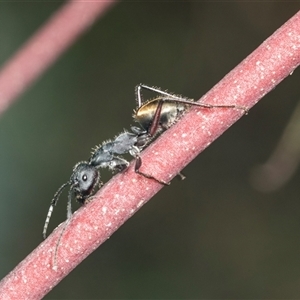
134;98;187;133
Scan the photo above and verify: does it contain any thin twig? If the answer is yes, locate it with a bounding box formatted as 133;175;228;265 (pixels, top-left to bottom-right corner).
0;9;299;300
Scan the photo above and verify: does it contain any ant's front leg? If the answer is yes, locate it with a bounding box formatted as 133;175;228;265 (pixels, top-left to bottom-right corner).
109;157;130;172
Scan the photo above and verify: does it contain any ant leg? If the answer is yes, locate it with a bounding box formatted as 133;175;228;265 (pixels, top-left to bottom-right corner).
136;83;183;108
156;95;248;114
137;84;180;101
134;154;185;184
109;157;130;172
53;218;70;269
53;188;73;268
148;99;164;137
135;84;144;108
161;96;248;113
134;156;170;186
136;83;180;107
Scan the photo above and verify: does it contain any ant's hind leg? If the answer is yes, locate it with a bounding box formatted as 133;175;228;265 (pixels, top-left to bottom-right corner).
137;84;179;101
135;83;179;108
134;156;170;186
136;84;248;114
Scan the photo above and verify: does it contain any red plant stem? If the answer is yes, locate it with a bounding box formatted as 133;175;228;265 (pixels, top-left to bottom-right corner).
0;0;117;115
0;10;300;300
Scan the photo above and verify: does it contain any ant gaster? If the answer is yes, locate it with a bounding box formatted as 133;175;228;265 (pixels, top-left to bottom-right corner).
43;84;247;265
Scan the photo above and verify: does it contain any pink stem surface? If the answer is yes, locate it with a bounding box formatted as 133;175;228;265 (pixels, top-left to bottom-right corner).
0;10;300;300
0;0;116;115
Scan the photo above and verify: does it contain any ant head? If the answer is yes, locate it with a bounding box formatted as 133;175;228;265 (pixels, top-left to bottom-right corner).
70;161;100;204
43;162;100;239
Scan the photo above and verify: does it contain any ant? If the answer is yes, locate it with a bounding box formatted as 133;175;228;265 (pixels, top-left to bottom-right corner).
43;84;247;265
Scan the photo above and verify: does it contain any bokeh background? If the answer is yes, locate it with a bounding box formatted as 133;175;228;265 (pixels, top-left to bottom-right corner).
0;2;300;299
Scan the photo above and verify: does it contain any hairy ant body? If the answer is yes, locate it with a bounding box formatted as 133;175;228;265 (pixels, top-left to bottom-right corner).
43;84;247;266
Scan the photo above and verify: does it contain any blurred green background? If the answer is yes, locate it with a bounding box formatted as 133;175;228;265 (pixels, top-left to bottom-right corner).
0;2;300;299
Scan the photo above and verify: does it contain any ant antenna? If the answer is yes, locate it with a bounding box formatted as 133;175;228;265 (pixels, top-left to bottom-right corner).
43;181;70;239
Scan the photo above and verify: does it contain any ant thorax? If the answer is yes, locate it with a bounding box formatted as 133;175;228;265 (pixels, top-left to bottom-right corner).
134;97;188;133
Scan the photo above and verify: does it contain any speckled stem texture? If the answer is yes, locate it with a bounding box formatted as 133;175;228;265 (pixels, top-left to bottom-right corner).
0;9;300;300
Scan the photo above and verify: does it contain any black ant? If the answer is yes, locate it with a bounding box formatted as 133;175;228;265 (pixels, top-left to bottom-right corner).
43;84;247;265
